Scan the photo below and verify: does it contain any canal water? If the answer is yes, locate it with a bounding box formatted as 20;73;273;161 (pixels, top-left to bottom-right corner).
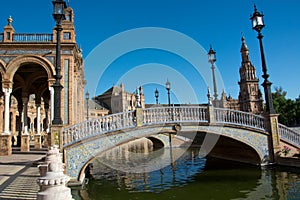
71;147;300;200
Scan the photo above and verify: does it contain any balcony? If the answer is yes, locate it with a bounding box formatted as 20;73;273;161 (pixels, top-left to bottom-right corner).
0;33;53;43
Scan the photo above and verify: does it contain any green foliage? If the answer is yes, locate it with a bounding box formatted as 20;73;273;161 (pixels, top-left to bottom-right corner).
272;86;300;126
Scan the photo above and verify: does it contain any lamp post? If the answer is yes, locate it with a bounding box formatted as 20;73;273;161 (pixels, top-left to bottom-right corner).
52;0;66;125
85;91;89;120
166;80;171;106
208;45;218;100
250;5;275;114
155;88;159;105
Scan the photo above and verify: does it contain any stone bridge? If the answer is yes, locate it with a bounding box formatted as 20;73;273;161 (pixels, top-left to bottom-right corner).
61;105;300;183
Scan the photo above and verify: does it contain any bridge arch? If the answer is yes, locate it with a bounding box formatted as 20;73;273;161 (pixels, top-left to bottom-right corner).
147;136;165;149
204;133;262;164
64;124;269;183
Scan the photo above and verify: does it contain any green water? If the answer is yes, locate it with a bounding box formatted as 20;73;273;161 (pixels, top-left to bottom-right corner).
72;148;300;200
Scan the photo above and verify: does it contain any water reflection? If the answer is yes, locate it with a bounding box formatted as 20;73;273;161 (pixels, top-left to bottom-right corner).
72;146;300;200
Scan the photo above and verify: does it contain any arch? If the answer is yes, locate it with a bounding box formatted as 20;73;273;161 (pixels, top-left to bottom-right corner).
205;133;261;165
0;59;6;77
5;55;55;82
147;136;165;149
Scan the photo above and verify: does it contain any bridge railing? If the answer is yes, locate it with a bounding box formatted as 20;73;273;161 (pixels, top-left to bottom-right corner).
278;124;300;147
142;106;208;125
63;110;136;147
214;108;266;131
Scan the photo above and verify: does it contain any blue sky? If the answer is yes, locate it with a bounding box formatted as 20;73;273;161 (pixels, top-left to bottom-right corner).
0;0;299;104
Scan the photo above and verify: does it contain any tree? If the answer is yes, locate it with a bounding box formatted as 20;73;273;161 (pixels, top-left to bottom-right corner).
272;87;300;126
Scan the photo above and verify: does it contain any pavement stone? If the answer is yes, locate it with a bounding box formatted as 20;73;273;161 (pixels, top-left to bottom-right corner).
0;153;46;200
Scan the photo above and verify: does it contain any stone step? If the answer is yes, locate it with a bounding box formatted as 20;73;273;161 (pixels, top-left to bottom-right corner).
12;147;48;155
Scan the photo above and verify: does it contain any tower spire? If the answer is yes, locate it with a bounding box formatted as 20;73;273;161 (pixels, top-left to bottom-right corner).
238;35;263;114
240;35;250;63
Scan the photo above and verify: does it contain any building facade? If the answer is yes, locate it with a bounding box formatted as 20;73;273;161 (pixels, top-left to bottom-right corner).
94;83;145;114
0;7;85;155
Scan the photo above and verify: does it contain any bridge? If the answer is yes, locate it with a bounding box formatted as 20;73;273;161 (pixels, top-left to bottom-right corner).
61;105;300;183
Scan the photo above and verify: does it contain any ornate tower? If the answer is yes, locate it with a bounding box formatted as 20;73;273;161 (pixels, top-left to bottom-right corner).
238;36;263;114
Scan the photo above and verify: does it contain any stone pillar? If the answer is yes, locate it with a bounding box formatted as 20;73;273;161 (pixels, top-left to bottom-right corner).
21;96;30;152
207;104;215;125
37;146;73;200
17;103;23;147
0;135;12;156
50;125;64;151
265;114;281;163
135;107;143;127
49;87;54;123
2;88;12;135
0;88;12;156
35;102;42;149
0;97;3;134
207;87;215;125
11;111;17;146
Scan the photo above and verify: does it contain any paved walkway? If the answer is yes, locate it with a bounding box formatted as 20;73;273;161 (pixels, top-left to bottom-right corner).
0;153;46;200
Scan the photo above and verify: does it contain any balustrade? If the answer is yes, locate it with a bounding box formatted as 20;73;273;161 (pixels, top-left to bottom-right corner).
214;108;266;130
63;110;135;147
142;106;208;125
279;124;300;147
12;33;53;42
61;106;300;148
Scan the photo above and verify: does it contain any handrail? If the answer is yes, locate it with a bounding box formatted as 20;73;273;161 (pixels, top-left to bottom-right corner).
214;107;266;131
63;110;136;147
64;106;300;148
142;106;208;125
278;124;300;147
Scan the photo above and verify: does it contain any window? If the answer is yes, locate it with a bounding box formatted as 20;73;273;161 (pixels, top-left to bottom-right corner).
63;32;71;40
6;32;10;40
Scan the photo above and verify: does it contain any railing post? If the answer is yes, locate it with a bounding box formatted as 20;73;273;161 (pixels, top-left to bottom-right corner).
207;104;215;124
264;113;280;163
136;108;143;127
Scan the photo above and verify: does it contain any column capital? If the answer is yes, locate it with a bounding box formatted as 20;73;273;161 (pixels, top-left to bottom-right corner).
2;87;12;94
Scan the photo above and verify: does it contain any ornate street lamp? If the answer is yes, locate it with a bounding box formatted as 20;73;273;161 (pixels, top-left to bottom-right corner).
85;91;89;120
208;45;218;100
250;5;275;114
155;88;159;104
52;0;66;125
165;80;171;106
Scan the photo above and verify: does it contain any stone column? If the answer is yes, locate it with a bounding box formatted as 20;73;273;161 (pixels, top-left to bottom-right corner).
17;103;23;147
0;97;3;134
11;112;17;146
35;101;42;149
207;104;215;125
207;87;215;125
43;102;50;147
21;96;30;152
135;107;143;127
0;88;12;156
49;87;54;123
2;88;12;134
50;125;64;151
265;114;281;163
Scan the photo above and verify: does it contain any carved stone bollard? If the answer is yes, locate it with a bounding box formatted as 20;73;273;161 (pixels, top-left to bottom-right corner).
37;146;73;200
